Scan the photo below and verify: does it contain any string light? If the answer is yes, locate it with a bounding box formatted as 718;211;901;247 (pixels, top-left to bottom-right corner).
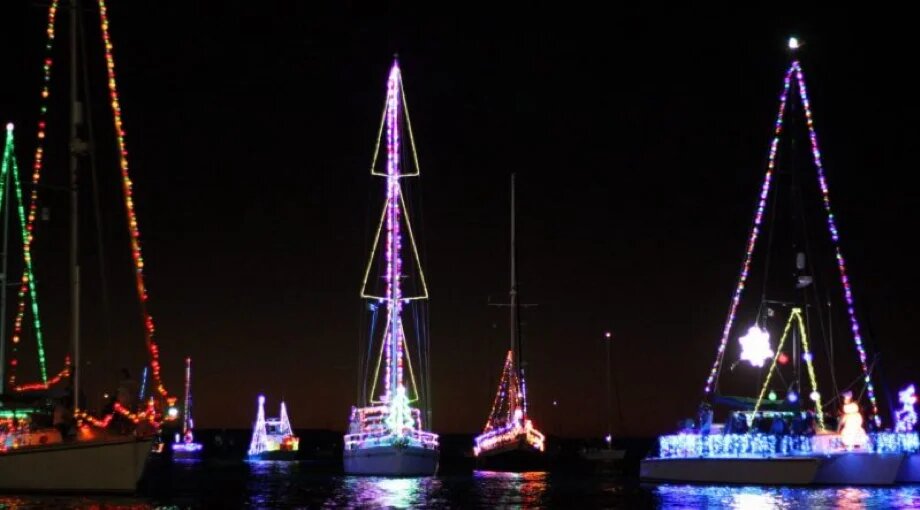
96;0;169;400
704;65;795;395
792;61;879;425
8;1;60;388
473;350;545;456
752;309;823;428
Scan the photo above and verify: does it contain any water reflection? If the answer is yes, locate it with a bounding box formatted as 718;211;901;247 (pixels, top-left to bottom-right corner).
246;459;300;507
330;476;441;509
653;484;920;510
473;470;549;509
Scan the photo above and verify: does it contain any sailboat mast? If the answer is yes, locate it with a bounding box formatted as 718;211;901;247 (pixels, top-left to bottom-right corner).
510;173;526;415
69;0;81;411
385;62;403;402
183;357;192;434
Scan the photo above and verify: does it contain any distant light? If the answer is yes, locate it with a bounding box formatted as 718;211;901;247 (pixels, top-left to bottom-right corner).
788;391;799;403
803;352;813;363
810;391;821;402
605;434;612;444
788;37;800;50
768;391;777;401
258;394;265;404
5;123;13;132
168;406;179;419
604;331;612;339
553;400;558;406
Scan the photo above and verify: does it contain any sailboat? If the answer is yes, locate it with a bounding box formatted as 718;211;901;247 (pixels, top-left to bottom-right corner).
472;173;546;472
0;0;176;491
579;331;626;466
171;357;203;458
248;395;299;461
640;37;920;486
343;57;439;476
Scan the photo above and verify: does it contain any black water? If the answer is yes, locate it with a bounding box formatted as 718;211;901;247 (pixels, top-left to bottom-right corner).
2;431;920;508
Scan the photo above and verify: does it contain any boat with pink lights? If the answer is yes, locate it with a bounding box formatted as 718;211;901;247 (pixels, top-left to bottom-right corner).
640;38;919;486
343;57;439;476
472;174;546;472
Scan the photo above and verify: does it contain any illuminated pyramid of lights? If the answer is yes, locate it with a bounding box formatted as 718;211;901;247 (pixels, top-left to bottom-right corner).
700;38;883;428
0;124;64;393
473;350;544;456
248;395;298;457
3;0;175;429
344;58;438;454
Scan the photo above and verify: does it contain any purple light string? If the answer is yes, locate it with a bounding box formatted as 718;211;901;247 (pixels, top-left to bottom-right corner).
703;64;795;395
384;61;404;402
793;61;879;424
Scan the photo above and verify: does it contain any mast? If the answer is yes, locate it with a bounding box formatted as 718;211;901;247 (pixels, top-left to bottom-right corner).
69;0;82;411
384;60;404;403
510;173;526;416
183;357;192;435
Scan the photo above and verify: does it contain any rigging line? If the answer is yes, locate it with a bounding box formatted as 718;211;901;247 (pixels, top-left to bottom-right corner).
367;311;391;404
78;5;115;380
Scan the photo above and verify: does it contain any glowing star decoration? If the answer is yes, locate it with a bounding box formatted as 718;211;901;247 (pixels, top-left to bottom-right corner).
839;391;868;450
788;37;800;50
896;384;918;433
738;326;773;368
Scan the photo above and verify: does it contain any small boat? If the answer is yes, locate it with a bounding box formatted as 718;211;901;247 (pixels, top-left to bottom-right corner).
248;395;299;461
171;358;203;459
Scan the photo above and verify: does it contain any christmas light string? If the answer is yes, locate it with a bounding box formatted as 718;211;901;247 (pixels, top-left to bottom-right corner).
703;64;794;396
97;0;169;400
792;61;879;425
8;1;59;388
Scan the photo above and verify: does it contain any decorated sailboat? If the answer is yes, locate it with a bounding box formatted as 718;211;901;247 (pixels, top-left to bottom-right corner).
171;358;203;458
248;395;299;461
472;174;546;472
343;57;439;476
640;37;919;485
0;0;177;491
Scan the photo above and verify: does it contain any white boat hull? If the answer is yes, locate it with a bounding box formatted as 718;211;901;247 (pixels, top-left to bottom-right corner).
642;453;908;486
641;457;821;485
344;444;438;476
0;437;152;492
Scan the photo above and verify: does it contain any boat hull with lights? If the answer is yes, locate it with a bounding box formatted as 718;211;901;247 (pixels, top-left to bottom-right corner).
344;443;439;476
171;441;203;460
0;436;152;492
641;456;820;485
475;440;548;473
640;431;919;485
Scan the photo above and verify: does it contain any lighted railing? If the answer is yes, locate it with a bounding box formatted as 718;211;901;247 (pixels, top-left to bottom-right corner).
344;429;439;451
656;432;920;459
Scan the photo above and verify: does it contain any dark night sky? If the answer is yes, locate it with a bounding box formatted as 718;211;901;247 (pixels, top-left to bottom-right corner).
0;4;918;438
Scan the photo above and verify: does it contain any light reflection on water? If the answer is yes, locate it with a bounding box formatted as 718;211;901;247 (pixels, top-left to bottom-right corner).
652;484;920;509
472;470;549;508
7;460;920;508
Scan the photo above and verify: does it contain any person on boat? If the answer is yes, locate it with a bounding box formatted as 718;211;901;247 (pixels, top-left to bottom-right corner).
697;403;713;435
770;414;786;435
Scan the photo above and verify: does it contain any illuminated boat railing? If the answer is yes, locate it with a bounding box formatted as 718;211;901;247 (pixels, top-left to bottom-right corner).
473;418;545;456
171;441;203;452
345;405;439;451
656;431;920;459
